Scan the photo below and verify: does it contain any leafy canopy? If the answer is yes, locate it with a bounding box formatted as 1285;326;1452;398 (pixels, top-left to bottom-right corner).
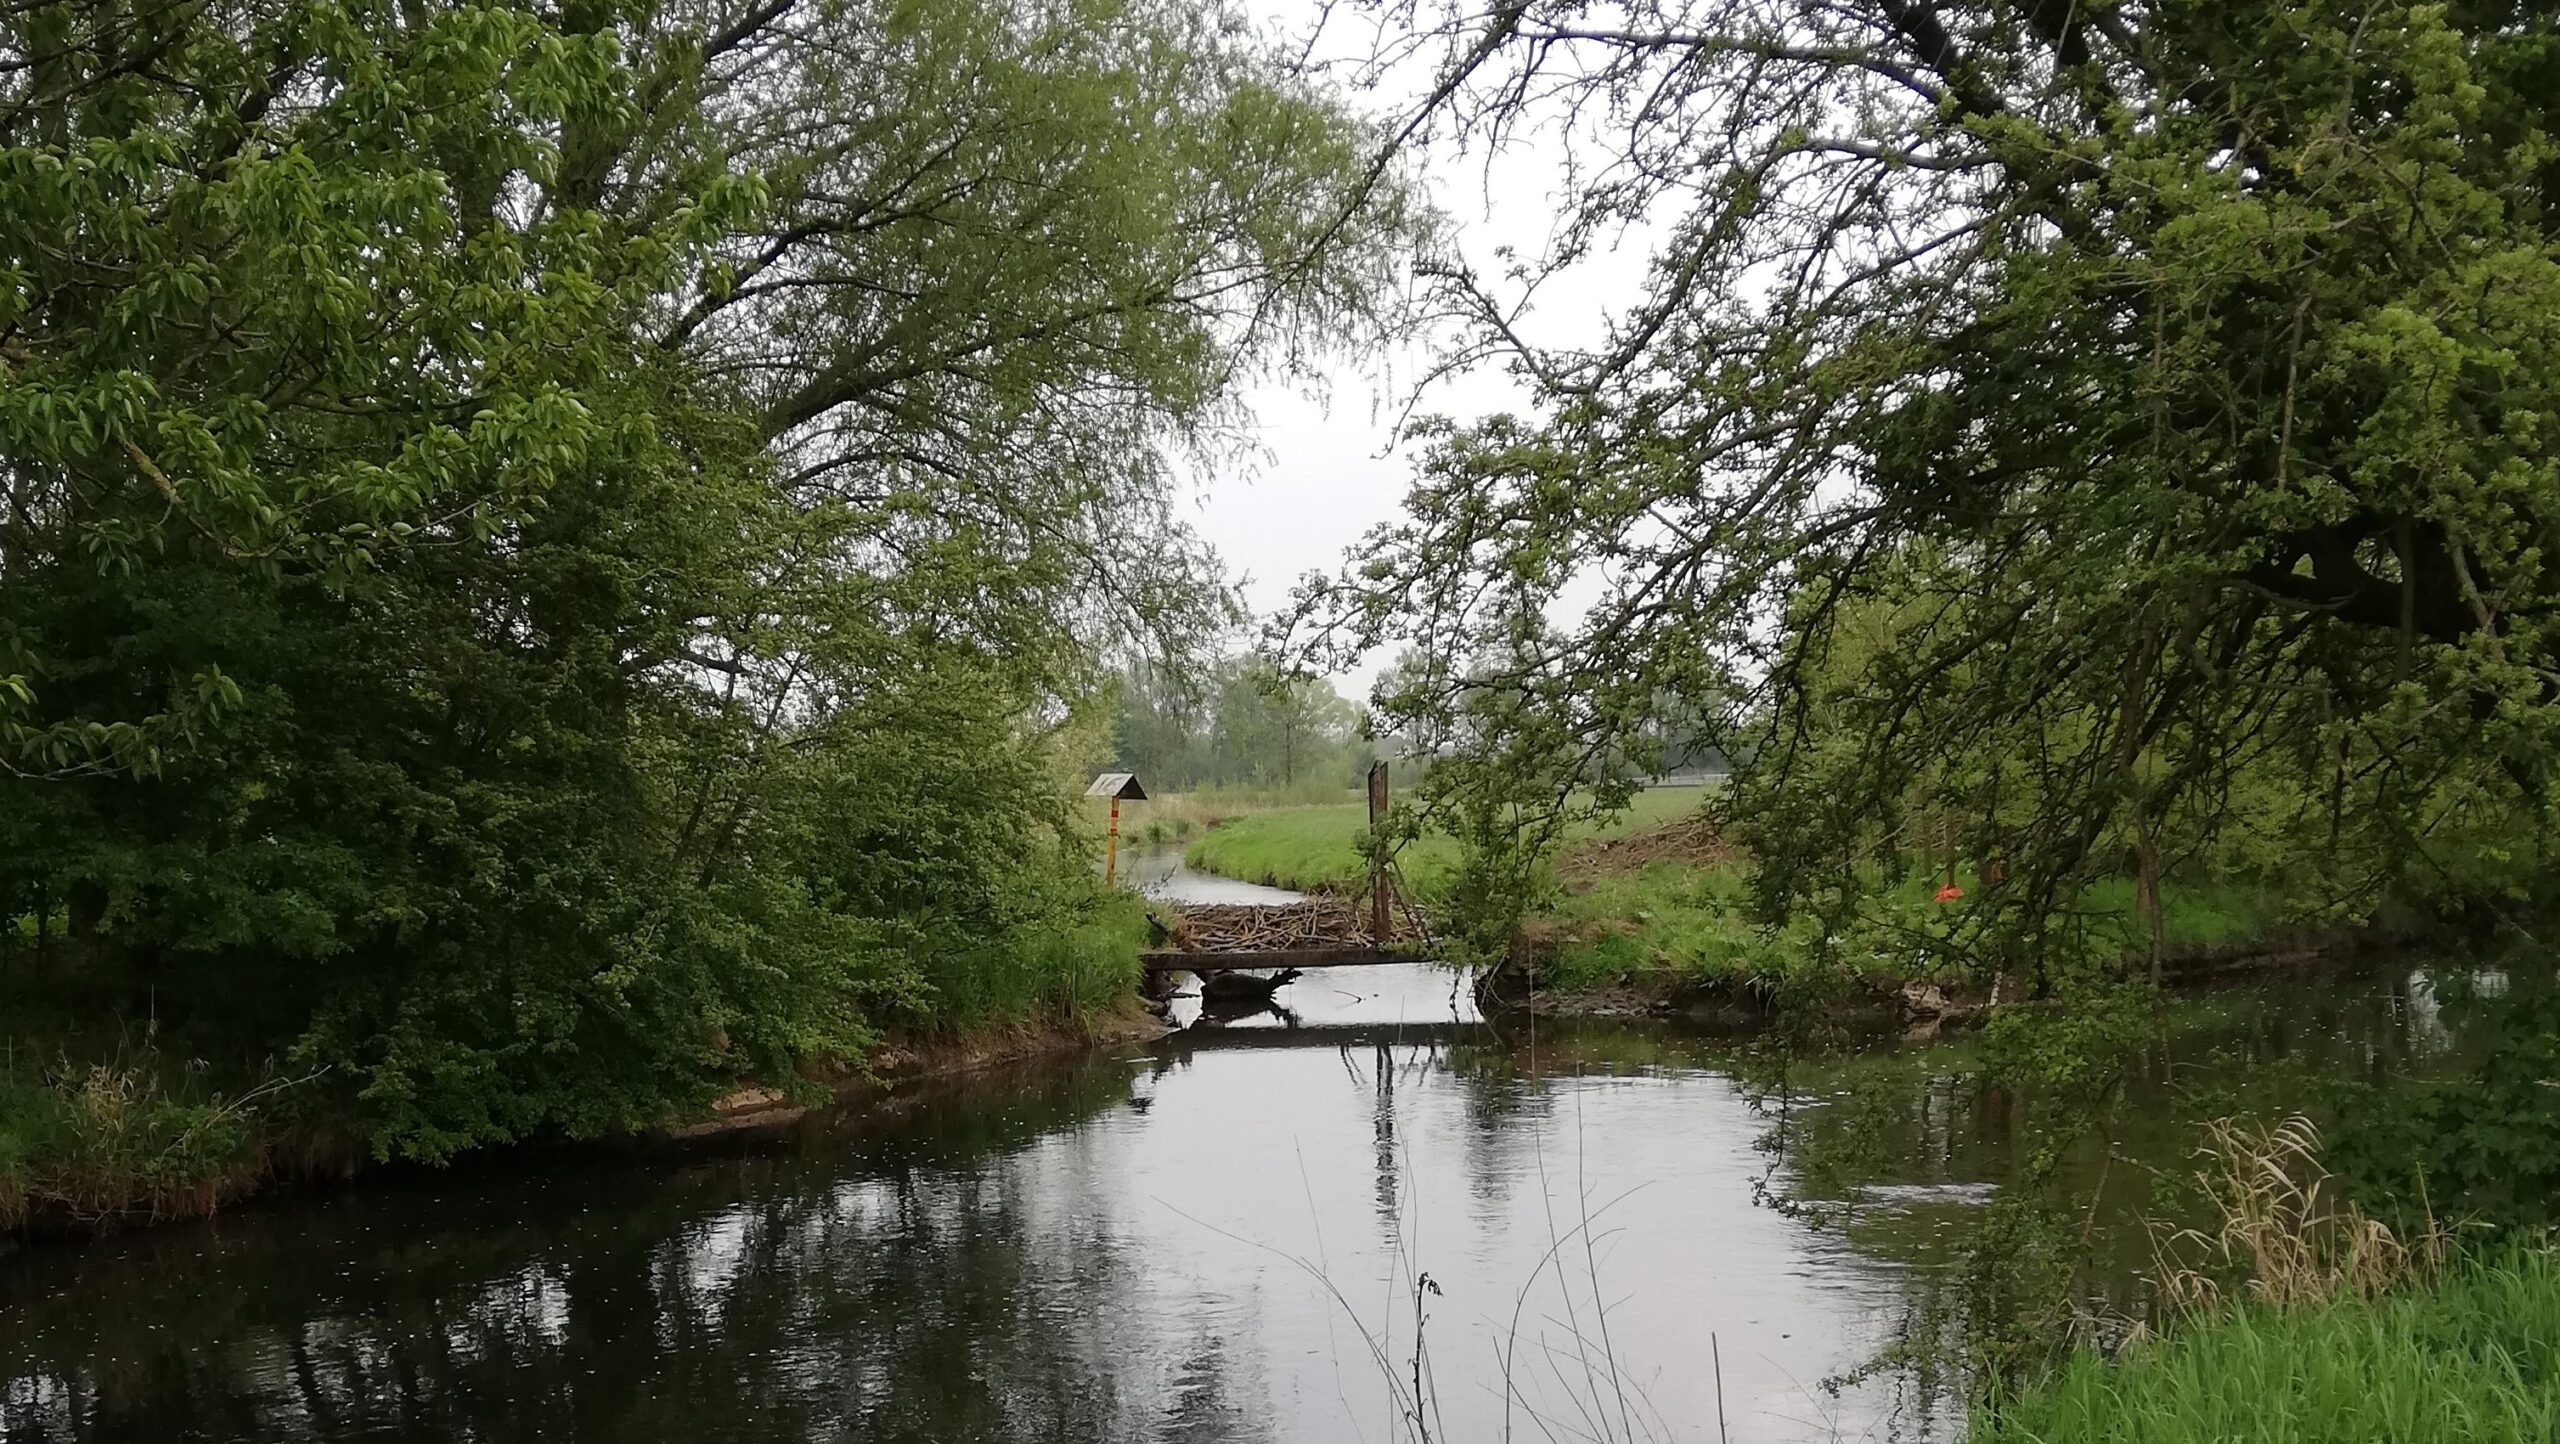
1297;0;2560;967
0;0;1412;1155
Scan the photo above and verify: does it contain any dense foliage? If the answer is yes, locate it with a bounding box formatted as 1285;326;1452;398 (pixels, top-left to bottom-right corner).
1295;0;2560;974
2331;965;2560;1235
0;0;1409;1171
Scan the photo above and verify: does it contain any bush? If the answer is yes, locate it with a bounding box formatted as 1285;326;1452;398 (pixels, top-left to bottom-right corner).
0;1054;261;1228
2328;967;2560;1237
899;887;1147;1036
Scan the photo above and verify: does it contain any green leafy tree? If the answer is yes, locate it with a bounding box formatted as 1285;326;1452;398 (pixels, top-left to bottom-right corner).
1;0;1413;1162
1297;0;2560;972
1105;661;1219;790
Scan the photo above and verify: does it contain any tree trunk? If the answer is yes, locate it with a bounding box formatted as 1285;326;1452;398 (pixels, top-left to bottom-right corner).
2119;635;2164;985
2137;820;2163;988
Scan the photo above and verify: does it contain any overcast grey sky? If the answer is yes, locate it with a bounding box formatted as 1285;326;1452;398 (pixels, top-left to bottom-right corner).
1184;2;1650;697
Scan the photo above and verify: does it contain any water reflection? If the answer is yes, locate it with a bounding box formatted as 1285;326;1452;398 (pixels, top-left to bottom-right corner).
2;1060;1220;1443
0;963;2484;1444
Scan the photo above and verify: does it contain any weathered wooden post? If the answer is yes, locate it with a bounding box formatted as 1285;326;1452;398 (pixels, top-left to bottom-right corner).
1367;759;1390;944
1085;773;1148;887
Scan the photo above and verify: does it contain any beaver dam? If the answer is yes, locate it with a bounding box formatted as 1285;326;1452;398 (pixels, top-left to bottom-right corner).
1144;896;1428;973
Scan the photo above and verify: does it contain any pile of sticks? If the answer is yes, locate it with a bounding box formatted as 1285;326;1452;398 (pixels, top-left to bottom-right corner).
1169;899;1410;954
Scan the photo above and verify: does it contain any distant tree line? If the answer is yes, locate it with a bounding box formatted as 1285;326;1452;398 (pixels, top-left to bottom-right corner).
1102;659;1375;795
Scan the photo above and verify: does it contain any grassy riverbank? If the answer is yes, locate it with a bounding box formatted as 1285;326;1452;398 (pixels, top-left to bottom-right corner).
1973;1251;2560;1443
1539;861;2295;997
1180;786;1704;892
1087;782;1373;854
1181;792;2292;998
1;892;1154;1236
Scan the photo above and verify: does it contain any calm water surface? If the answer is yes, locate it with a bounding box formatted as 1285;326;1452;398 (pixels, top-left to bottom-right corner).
0;858;2479;1443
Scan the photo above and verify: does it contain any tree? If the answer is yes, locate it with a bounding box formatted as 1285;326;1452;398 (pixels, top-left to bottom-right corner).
1108;662;1218;791
1295;0;2560;971
0;0;1413;1155
1102;656;1370;792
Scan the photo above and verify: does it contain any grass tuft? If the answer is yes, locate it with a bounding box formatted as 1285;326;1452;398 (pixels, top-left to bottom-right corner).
0;1044;269;1230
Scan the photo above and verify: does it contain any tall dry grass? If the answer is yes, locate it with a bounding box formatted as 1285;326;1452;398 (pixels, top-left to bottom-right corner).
2152;1114;2444;1313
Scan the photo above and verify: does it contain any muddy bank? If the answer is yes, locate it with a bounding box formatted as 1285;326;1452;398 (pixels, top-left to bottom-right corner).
4;1003;1172;1244
668;1002;1170;1138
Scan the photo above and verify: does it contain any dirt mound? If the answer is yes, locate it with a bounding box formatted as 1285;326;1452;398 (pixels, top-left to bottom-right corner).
1564;814;1741;875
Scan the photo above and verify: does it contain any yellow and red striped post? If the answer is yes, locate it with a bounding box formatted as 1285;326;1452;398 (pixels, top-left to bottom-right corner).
1106;797;1121;886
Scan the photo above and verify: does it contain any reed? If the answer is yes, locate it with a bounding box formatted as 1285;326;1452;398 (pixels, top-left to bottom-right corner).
2151;1114;2444;1312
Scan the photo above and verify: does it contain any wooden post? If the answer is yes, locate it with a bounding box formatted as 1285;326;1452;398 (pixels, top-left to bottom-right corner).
1367;759;1390;944
1106;797;1121;887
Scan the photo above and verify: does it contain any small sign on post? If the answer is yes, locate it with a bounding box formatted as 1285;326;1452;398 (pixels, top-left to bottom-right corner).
1086;773;1148;886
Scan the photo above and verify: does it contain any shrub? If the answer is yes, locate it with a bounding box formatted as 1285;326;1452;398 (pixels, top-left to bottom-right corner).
2328;968;2560;1237
0;1053;263;1227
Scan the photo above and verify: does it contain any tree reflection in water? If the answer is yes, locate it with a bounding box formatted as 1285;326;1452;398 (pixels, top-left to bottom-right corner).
0;1054;1269;1444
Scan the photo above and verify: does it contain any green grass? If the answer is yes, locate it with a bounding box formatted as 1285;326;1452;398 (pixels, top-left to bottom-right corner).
1183;786;1707;893
1540;860;1807;990
1183;802;1422;890
2073;875;2293;955
1090;783;1370;852
1542;864;2296;994
1972;1250;2560;1443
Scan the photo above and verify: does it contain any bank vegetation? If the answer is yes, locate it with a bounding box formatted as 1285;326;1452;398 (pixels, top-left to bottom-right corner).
0;0;1416;1230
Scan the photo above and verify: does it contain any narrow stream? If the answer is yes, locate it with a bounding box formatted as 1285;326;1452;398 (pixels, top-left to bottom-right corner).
1123;844;1305;908
0;853;2482;1443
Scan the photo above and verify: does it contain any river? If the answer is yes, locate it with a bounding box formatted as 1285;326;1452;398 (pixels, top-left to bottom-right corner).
0;852;2481;1443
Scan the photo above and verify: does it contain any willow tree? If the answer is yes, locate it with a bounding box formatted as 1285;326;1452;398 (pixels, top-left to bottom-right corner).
1296;0;2560;974
0;0;1411;1152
